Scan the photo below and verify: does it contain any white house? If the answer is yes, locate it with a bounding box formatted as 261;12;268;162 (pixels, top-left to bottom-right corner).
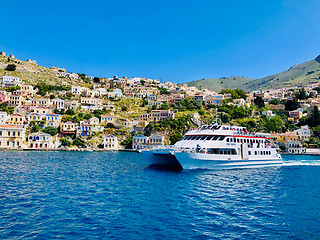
293;126;311;142
28;132;54;149
103;135;119;150
262;110;275;117
285;140;306;154
51;98;65;110
132;135;148;150
149;134;164;148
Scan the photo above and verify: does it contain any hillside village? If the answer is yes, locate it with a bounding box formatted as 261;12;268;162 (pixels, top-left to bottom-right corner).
0;51;320;153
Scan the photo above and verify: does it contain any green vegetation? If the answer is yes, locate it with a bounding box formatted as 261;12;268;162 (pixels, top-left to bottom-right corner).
42;126;58;136
84;114;92;120
121;137;133;149
285;100;300;111
0;103;14;114
72;138;86;148
187;58;320;92
60;138;71;147
254;96;265;108
35;81;70;96
6;86;21;92
269;99;280;105
5;64;16;71
219;89;247;99
170;99;201;110
300;106;320;127
65;109;75;115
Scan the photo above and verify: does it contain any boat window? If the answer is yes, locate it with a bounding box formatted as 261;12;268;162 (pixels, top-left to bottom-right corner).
199;136;206;140
205;136;212;140
231;149;237;155
248;151;251;155
212;136;219;141
226;138;229;142
255;151;257;155
218;136;226;141
240;139;243;143
194;136;200;140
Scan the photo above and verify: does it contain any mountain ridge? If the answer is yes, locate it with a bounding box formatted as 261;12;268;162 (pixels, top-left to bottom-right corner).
187;56;320;92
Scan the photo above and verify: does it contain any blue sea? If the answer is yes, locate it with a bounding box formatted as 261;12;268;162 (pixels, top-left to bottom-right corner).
0;152;320;239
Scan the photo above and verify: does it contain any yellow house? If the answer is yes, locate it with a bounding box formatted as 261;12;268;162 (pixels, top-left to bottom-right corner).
7;114;26;125
101;115;117;126
279;132;298;144
0;124;26;149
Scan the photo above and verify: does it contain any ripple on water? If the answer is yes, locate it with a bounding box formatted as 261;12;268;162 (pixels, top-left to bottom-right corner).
0;152;320;239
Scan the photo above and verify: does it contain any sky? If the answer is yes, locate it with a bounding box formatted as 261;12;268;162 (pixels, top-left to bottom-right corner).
1;0;320;83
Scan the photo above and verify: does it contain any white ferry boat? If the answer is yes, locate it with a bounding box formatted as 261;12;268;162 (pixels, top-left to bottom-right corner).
173;124;282;170
142;123;282;170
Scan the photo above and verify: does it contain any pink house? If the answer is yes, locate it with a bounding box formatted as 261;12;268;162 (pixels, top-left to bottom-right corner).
0;93;7;104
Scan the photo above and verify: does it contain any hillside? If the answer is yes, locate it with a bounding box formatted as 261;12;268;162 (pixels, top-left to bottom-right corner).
187;56;320;92
0;55;72;85
187;76;254;92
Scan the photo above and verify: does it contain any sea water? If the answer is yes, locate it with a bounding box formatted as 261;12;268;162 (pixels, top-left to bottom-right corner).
0;151;319;239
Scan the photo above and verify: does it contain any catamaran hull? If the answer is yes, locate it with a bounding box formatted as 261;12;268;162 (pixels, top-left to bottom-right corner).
141;150;182;168
174;152;283;170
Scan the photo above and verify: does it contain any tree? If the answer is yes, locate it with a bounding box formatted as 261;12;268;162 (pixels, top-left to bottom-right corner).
295;88;308;100
169;133;183;145
263;115;284;133
50;94;55;99
219;89;247;99
121;106;128;111
42;126;58;136
269;99;280;105
66;109;75;115
78;113;84;118
32;125;41;133
254;96;265;108
60;138;71;147
308;106;320;127
106;123;115;128
6;86;21;92
84;114;92;119
285;100;300;111
72;138;86;148
93;77;100;83
5;64;16;71
160;103;169;110
121;137;132;149
152;105;157;110
198;110;205;115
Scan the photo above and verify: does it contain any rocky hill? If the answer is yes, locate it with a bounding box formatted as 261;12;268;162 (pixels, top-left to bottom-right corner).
0;55;72;85
187;55;320;92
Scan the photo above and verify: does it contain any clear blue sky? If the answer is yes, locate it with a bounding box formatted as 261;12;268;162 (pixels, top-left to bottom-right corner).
1;0;320;83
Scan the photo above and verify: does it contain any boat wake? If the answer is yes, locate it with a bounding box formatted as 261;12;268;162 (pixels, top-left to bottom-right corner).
282;160;320;167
